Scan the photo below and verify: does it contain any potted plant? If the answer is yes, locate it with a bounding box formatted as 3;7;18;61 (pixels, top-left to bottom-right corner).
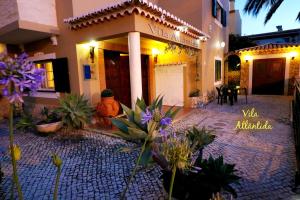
189;89;201;108
36;107;62;133
96;89;120;126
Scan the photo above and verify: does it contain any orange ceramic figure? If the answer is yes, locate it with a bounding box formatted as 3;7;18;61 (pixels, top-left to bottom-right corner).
96;96;119;127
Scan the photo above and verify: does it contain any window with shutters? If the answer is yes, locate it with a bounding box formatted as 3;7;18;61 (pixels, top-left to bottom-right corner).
35;61;55;91
215;59;222;82
212;0;227;27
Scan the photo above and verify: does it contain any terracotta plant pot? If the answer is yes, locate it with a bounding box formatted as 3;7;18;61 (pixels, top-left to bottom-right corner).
97;96;119;117
36;121;63;133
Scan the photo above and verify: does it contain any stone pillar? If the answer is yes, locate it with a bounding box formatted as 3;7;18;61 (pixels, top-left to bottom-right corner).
128;32;143;109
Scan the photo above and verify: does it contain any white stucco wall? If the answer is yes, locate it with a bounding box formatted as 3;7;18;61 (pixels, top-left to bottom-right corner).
0;0;19;28
229;10;242;35
17;0;58;27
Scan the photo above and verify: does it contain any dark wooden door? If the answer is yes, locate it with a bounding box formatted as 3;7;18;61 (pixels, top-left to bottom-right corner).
252;58;285;95
141;55;149;105
104;50;149;108
104;50;131;107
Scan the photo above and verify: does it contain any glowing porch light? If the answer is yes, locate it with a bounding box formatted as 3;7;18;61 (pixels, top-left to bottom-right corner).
244;55;253;62
152;48;160;56
175;30;180;38
89;40;98;47
289;51;298;60
220;41;225;48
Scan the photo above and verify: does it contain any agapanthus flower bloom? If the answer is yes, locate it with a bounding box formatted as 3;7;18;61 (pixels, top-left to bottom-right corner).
0;53;45;103
141;108;153;124
160;117;172;126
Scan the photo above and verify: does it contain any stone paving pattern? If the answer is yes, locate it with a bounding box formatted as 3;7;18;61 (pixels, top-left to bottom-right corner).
0;95;297;199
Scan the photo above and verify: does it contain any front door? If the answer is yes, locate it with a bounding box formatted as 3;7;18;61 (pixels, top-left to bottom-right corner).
252;58;285;95
104;50;149;108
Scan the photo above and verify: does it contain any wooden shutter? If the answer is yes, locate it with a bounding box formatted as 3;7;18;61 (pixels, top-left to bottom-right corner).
52;58;71;93
221;8;227;27
212;0;217;18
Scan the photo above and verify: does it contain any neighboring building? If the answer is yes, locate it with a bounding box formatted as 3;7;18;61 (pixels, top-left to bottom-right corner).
247;27;300;45
236;43;300;95
0;0;229;110
228;0;241;35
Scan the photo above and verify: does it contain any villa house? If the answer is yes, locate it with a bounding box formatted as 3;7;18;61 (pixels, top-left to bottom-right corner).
0;0;230;113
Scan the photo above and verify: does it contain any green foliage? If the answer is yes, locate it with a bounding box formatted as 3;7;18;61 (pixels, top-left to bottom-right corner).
101;89;114;97
229;34;256;52
56;94;95;129
189;89;200;97
16;113;35;131
112;96;180;142
37;107;61;124
197;156;241;198
187;126;215;152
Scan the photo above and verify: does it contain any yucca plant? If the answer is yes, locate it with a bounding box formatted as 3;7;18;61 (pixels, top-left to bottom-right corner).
56;94;95;129
111;96;180;199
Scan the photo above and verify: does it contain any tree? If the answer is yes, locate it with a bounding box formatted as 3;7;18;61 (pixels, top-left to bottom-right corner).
244;0;300;24
229;34;256;52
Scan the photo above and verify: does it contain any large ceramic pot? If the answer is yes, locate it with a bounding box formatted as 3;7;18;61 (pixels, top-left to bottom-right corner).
97;96;119;117
36;121;63;133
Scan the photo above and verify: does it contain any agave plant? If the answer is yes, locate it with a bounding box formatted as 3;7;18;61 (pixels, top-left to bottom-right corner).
111;96;180;199
16;113;35;132
187;126;215;152
196;156;241;198
56;94;95;129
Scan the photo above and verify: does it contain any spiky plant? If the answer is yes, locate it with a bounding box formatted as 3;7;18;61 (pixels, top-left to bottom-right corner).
187;126;215;152
56;94;95;129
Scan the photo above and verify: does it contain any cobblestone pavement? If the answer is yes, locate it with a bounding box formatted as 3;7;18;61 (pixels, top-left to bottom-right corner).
0;95;296;200
171;95;296;200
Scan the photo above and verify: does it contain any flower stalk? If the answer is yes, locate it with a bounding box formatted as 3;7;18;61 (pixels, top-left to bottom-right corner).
120;137;149;200
52;154;62;200
9;102;23;200
168;166;177;200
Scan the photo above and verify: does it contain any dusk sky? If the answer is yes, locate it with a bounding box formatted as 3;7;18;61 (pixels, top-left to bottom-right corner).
235;0;300;35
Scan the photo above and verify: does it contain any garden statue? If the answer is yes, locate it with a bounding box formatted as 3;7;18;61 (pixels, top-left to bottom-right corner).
96;89;119;127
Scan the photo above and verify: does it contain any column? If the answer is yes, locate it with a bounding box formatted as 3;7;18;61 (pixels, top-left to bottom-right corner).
128;32;143;109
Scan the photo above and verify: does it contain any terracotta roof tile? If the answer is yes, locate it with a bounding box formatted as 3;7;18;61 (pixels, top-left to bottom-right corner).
236;43;300;52
64;0;209;39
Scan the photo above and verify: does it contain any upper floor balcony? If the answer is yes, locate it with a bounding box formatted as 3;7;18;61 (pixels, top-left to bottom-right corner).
0;0;59;44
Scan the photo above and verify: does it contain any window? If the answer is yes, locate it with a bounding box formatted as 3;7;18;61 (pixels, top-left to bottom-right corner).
35;61;55;91
215;60;222;82
212;0;227;27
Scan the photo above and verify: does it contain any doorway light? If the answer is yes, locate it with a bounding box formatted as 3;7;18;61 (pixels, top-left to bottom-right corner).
289;51;298;60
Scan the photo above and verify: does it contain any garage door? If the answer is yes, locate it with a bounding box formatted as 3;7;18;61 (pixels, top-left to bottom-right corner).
155;64;185;106
252;58;285;95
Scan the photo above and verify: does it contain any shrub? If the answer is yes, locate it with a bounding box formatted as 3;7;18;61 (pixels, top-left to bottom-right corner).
56;94;95;129
37;107;61;125
101;89;114;98
16;113;35;131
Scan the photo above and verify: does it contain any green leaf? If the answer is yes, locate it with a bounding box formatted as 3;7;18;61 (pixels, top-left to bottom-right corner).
139;145;153;166
111;118;129;133
127;127;148;139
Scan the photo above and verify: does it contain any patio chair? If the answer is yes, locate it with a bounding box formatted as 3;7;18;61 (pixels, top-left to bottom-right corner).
216;87;227;105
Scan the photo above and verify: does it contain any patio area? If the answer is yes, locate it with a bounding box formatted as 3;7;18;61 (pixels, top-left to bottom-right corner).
0;95;296;199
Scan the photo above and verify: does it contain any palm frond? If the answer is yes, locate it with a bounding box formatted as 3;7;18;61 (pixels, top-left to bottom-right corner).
297;11;300;21
264;0;284;24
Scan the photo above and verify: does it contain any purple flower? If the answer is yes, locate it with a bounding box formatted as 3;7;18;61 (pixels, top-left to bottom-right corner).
159;127;167;136
141;109;153;124
160;117;172;126
0;53;45;103
2;88;8;96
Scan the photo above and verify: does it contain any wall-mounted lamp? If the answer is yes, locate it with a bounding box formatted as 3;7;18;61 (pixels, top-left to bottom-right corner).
89;40;97;63
289;51;298;60
220;41;225;48
152;48;160;63
244;55;252;63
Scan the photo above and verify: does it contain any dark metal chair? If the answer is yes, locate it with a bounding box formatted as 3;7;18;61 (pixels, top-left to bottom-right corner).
216;87;227;105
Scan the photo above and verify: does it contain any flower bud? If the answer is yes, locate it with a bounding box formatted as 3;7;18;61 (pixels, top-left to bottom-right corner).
52;154;62;167
10;145;21;161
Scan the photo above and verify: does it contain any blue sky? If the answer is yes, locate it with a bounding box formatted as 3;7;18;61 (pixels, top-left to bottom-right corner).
235;0;300;35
